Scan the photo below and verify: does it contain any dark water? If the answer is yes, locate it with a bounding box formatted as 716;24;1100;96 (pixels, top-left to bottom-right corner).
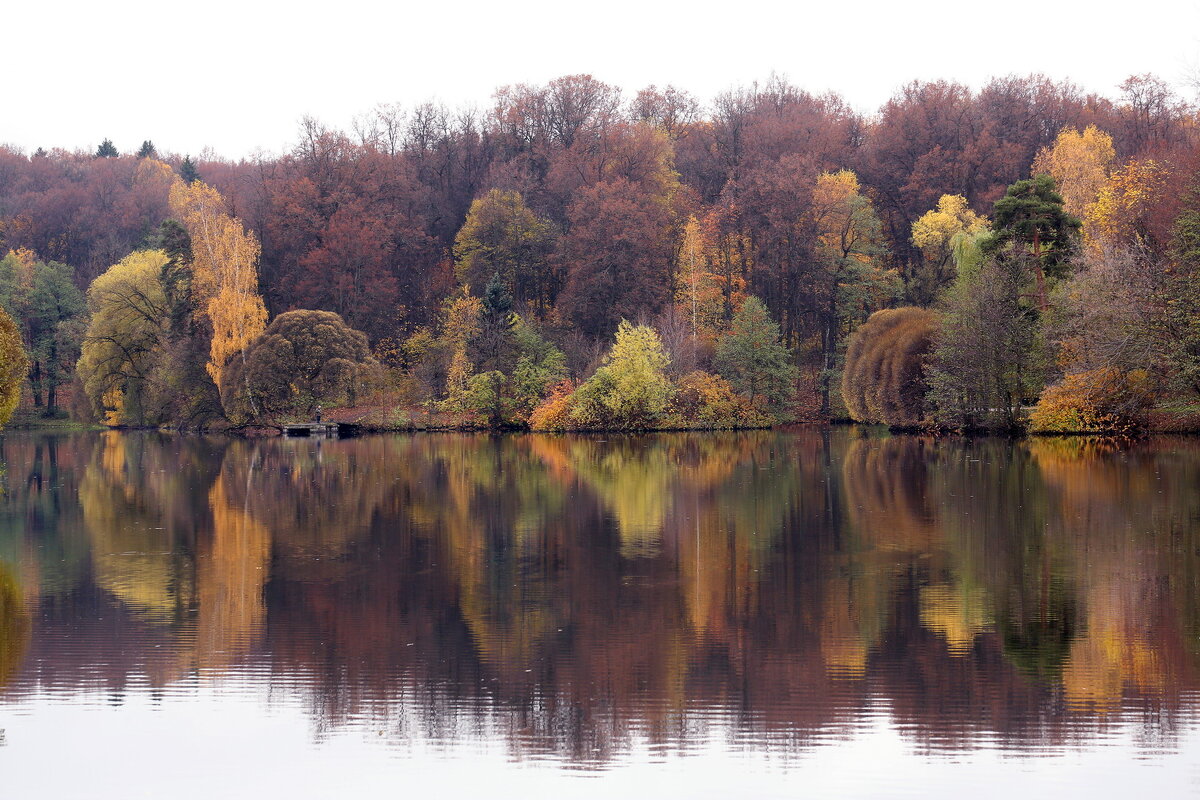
1;429;1199;798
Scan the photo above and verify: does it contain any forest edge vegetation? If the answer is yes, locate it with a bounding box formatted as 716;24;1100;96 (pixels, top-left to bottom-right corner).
0;73;1199;433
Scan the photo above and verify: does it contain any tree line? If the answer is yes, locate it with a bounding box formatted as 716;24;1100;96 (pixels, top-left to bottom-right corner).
0;72;1196;429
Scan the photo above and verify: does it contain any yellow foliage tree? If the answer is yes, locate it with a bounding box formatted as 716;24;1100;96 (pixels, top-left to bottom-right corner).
673;216;727;345
168;180;268;392
911;195;989;266
1084;159;1167;250
910;194;989;298
438;288;482;410
1031;125;1116;218
0;307;28;427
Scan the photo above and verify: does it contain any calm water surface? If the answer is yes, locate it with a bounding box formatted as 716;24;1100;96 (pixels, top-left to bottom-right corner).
1;429;1199;798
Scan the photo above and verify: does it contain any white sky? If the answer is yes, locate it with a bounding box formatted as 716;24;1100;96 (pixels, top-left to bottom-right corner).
5;0;1200;159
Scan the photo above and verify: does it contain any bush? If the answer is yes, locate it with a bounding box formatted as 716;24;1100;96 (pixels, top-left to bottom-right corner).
529;322;676;431
528;380;578;431
673;371;772;428
1029;368;1153;433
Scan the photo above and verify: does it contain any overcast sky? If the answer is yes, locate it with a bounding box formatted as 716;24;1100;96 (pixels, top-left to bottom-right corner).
6;0;1199;159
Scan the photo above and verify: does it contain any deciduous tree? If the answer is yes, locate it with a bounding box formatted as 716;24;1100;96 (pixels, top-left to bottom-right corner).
1030;125;1115;218
557;178;673;337
910;194;989;301
453;189;559;312
0;306;28;427
168;180;268;393
220;310;377;421
76;250;170;424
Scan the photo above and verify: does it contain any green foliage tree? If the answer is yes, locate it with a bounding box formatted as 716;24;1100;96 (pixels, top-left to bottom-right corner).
506;318;566;418
0;252;87;414
926;256;1047;430
473;272;516;372
0;308;29;427
95;139;118;158
985;175;1082;308
220;310;378;421
136;140;157;159
453;189;559;314
179;156;200;184
713;296;797;415
841;307;939;427
569;320;675;430
987;175;1082;269
76;251;172;425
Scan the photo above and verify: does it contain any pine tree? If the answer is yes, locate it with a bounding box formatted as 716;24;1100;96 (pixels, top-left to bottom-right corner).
137;140;157;159
95;139;118;158
179;156;200;184
985;175;1082;309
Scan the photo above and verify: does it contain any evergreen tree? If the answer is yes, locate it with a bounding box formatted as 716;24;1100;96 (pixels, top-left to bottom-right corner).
984;175;1082;308
95;139;118;158
137;140;157;158
473;271;516;373
179;156;200;184
158;219;195;336
713;297;798;414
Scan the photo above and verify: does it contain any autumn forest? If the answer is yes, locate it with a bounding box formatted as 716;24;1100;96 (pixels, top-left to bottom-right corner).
1;72;1198;432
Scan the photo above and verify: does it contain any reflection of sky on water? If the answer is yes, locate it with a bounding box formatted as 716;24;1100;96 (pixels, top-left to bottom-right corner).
1;429;1199;797
2;685;1195;799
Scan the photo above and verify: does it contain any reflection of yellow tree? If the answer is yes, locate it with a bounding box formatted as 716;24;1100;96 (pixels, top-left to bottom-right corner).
80;432;195;622
818;571;887;677
568;439;676;558
406;435;569;669
0;562;30;687
196;475;270;669
1027;437;1178;708
675;433;801;638
919;583;991;656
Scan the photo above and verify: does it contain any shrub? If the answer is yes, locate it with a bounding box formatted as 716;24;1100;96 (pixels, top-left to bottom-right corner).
528;380;578;431
1029;368;1153;433
673;371;772;428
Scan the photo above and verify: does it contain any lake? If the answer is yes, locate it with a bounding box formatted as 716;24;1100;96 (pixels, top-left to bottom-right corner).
0;429;1198;798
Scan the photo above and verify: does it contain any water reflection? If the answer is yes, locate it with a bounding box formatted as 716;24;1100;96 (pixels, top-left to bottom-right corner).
0;429;1199;765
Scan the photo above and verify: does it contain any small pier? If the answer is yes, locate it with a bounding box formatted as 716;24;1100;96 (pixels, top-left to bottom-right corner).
282;422;342;437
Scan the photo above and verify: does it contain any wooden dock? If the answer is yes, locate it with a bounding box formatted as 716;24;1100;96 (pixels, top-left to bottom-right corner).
282;422;342;437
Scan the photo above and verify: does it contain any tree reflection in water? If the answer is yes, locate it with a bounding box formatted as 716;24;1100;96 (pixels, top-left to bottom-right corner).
0;429;1199;761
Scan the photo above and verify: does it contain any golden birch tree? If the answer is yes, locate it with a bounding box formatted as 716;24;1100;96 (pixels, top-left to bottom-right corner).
1031;125;1116;218
168;181;268;392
